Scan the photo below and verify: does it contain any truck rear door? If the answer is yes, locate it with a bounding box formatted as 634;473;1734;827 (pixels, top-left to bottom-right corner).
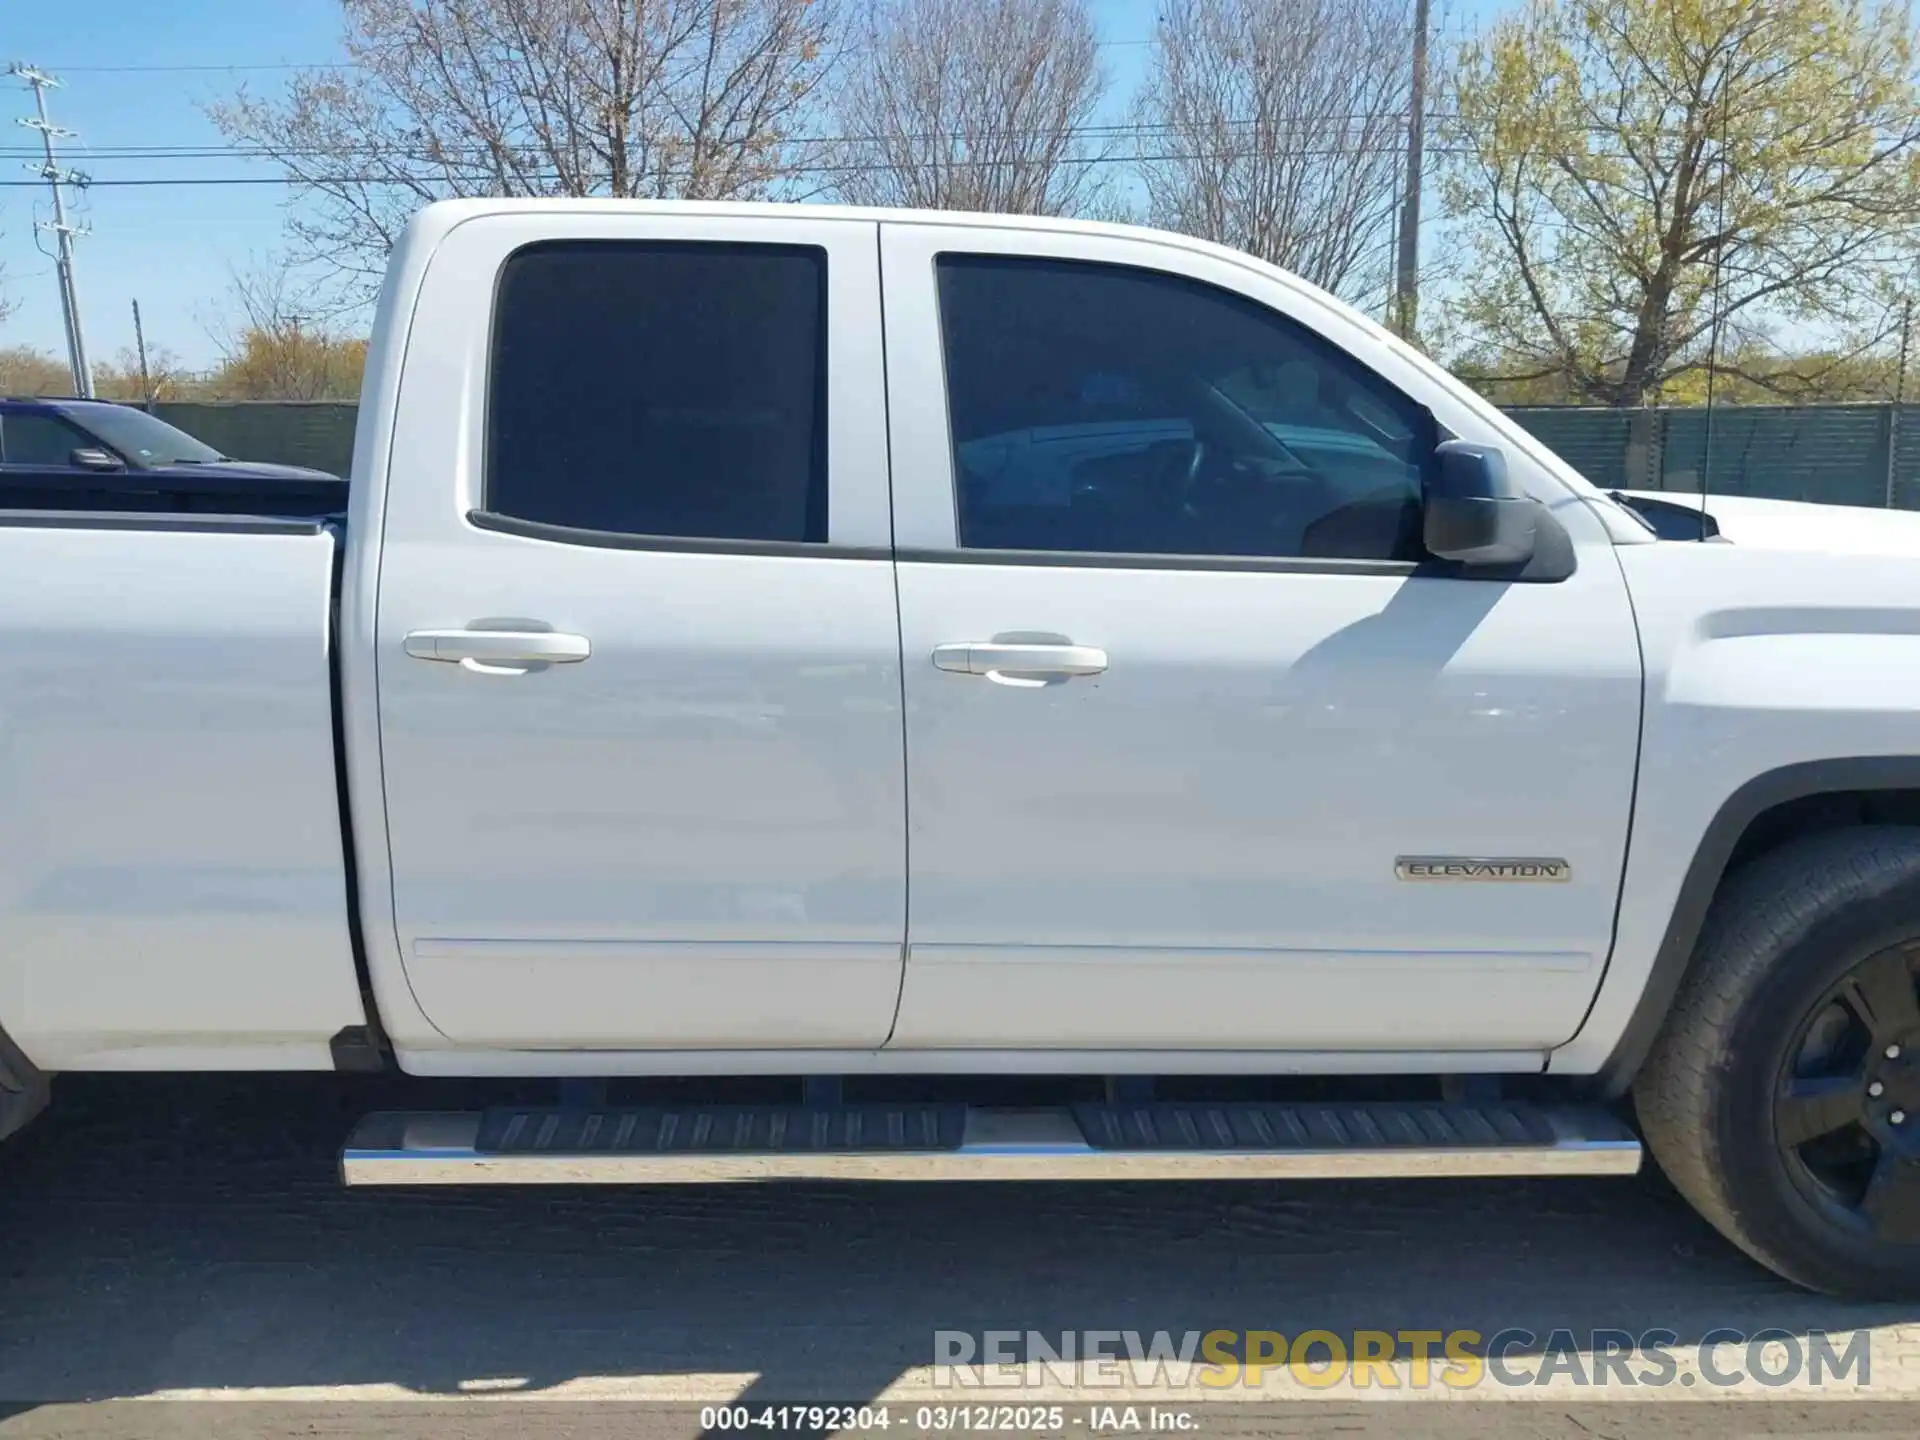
373;211;905;1050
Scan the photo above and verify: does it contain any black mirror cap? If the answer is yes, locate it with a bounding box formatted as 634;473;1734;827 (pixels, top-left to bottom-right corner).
69;446;123;472
1430;439;1520;500
1425;495;1537;565
1424;440;1536;567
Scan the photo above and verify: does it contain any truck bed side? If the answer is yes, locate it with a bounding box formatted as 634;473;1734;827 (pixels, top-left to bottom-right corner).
0;512;366;1069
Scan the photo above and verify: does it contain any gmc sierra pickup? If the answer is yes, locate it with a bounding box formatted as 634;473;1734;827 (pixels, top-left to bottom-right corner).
6;199;1920;1298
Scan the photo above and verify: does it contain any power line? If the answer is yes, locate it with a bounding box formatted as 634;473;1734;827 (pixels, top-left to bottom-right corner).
2;113;1751;165
29;34;1162;75
0;112;1478;179
37;61;357;74
0;111;1449;161
0;145;1488;190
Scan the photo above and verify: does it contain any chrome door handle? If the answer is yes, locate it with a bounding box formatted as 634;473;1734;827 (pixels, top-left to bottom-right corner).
404;629;591;672
931;642;1108;685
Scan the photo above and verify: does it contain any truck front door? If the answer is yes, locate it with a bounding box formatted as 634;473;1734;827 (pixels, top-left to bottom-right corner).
373;213;906;1050
879;222;1644;1056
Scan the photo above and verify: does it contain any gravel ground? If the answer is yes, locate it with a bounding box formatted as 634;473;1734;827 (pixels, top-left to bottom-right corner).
4;1075;1920;1438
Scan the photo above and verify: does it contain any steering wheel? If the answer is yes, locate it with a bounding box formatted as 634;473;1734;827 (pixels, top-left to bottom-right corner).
1185;447;1348;554
1137;437;1206;521
1170;437;1210;523
1183;436;1208;491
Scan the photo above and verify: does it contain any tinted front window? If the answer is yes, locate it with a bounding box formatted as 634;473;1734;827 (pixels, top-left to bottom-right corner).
487;241;827;543
1;412;90;466
60;404;223;466
937;256;1433;560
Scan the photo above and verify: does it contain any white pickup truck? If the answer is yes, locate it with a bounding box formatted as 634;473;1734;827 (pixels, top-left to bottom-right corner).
7;199;1920;1298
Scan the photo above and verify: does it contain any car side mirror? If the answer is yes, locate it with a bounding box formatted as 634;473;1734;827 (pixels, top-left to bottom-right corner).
69;447;123;472
1423;441;1536;567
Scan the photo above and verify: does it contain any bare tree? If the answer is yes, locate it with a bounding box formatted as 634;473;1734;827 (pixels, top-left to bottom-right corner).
0;225;15;326
203;257;369;400
1134;0;1415;306
0;346;68;395
830;0;1110;215
94;346;196;404
211;0;840;301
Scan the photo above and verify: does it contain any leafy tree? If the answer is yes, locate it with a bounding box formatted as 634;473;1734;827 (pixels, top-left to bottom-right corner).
1456;343;1911;404
1443;0;1920;406
203;330;367;401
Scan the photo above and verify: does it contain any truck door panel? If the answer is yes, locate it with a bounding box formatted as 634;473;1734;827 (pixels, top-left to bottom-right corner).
879;225;1642;1053
375;215;905;1050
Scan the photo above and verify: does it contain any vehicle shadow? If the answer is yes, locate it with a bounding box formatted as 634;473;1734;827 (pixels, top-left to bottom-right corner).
0;1075;1911;1413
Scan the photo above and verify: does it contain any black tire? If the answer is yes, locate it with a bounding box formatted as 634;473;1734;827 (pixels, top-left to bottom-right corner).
1636;826;1920;1297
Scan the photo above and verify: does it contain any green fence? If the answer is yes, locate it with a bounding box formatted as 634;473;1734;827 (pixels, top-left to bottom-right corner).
1506;403;1920;509
154;399;1920;510
155;401;360;478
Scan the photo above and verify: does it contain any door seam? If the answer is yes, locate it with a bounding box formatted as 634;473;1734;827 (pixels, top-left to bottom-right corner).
876;220;912;1048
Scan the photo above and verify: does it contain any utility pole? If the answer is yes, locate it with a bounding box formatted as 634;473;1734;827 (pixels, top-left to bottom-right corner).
131;299;153;406
1887;294;1912;509
12;65;93;398
1392;0;1431;341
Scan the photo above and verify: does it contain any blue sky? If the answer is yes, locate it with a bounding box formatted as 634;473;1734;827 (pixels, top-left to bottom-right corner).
0;0;1488;370
2;0;348;369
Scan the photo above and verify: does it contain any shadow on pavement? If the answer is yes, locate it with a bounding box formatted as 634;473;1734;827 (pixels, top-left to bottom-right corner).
0;1074;1911;1413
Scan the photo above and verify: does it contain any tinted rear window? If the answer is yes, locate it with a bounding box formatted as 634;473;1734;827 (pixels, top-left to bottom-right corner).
486;241;828;544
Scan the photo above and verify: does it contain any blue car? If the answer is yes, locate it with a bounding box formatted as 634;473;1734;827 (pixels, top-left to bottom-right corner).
0;396;347;516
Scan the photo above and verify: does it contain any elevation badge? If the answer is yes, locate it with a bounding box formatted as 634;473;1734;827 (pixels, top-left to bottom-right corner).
1395;856;1571;882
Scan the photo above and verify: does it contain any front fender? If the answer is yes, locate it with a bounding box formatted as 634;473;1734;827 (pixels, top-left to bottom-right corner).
1552;542;1920;1086
1574;757;1920;1094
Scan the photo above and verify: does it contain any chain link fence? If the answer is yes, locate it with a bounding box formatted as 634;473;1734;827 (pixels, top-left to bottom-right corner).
156;399;1920;510
152;402;361;478
1506;403;1920;508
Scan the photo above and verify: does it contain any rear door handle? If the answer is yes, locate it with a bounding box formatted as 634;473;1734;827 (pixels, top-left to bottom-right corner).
404;629;591;674
932;642;1108;686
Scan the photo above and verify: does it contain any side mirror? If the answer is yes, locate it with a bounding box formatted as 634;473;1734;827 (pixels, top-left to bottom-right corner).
69;447;123;472
1423;440;1536;567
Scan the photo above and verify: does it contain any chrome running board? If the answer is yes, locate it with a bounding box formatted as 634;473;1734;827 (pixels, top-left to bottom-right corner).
342;1100;1641;1185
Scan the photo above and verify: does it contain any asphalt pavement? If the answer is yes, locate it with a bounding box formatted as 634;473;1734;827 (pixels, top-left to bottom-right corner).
5;1075;1920;1438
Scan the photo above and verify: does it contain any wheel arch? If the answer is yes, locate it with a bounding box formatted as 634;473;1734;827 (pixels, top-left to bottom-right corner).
0;1016;48;1143
1593;757;1920;1097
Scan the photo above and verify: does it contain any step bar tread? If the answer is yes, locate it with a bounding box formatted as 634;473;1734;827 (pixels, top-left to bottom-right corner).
1070;1101;1555;1151
476;1103;967;1155
342;1100;1641;1185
